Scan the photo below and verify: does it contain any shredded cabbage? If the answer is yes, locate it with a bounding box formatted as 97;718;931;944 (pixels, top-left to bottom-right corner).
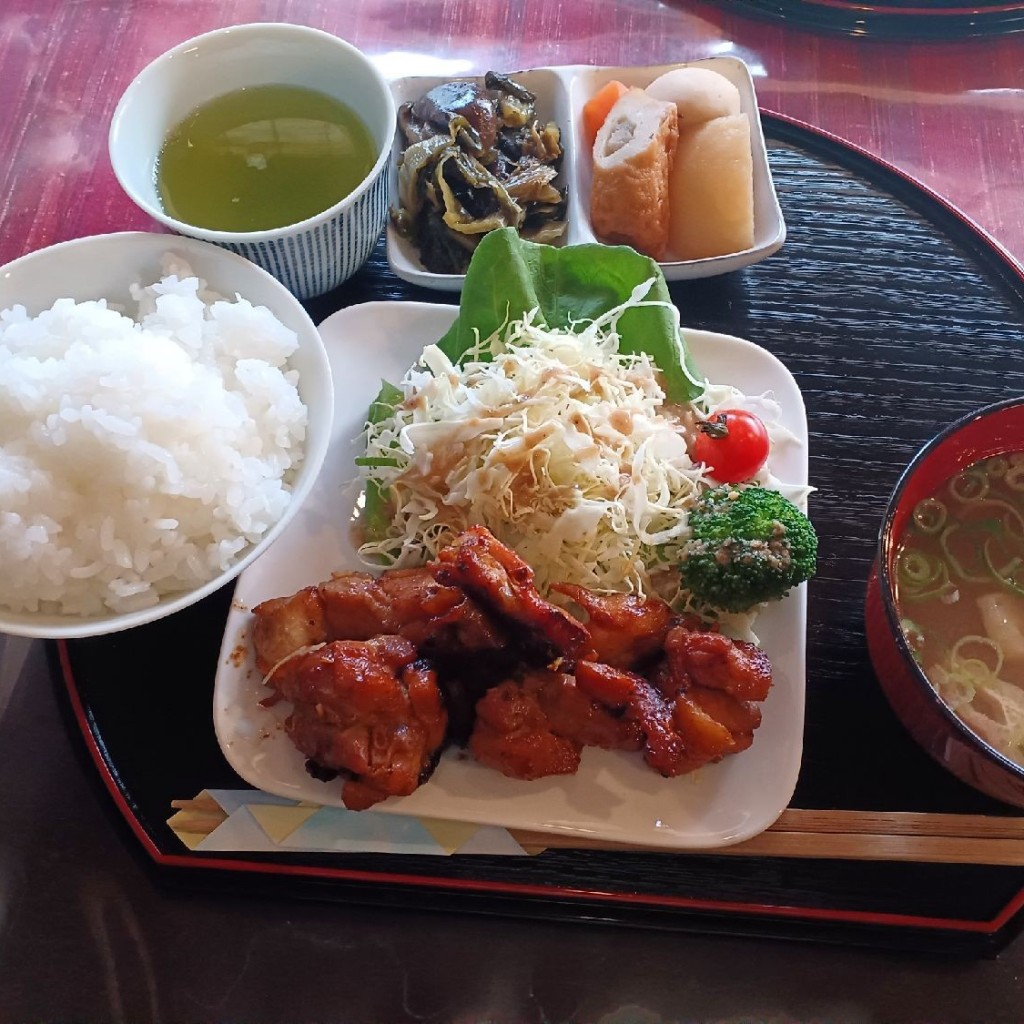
357;290;790;610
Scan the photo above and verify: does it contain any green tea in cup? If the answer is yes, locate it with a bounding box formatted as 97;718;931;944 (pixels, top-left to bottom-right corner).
155;84;377;232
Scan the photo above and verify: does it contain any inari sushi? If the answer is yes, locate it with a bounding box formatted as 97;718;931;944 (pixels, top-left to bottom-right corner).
590;89;678;260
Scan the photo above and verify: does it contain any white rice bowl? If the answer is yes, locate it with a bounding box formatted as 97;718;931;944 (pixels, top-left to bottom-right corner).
0;233;333;638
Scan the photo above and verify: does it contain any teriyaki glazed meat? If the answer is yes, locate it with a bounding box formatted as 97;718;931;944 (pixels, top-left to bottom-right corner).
252;527;773;810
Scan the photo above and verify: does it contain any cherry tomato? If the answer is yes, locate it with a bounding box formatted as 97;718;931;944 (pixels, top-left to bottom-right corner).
692;408;770;483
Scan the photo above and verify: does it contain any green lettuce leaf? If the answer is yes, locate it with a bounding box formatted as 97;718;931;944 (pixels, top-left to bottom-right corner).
436;227;703;403
358;378;404;542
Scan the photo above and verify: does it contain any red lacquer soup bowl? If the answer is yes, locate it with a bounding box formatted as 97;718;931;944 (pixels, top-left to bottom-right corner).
865;396;1024;808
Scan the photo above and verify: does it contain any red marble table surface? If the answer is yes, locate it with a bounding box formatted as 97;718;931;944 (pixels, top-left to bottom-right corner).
3;2;1024;1021
1;0;1022;271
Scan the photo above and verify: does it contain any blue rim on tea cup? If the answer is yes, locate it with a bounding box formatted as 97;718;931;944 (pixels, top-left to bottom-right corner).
108;23;396;300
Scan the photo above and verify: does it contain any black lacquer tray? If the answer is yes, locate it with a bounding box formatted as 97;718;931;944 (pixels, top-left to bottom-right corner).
57;113;1024;956
719;0;1024;39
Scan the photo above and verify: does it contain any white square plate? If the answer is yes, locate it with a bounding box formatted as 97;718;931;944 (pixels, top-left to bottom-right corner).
212;301;808;850
387;58;786;291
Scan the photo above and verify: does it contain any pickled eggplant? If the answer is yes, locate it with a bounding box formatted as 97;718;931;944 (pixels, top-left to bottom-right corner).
392;73;567;274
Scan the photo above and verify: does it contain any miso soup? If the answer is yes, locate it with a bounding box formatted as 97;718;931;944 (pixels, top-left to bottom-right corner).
156;84;377;232
894;453;1024;766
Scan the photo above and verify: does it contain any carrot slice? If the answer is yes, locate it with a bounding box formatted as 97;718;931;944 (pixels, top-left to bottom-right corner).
582;80;629;148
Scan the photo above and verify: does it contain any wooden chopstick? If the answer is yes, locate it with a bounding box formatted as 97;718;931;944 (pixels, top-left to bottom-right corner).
769;807;1024;840
167;794;228;837
510;808;1024;865
165;794;1024;865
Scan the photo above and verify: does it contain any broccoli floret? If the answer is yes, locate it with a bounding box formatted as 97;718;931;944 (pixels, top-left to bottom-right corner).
679;485;818;614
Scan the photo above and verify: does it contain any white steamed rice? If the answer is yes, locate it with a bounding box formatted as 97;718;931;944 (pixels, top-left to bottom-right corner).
0;256;307;617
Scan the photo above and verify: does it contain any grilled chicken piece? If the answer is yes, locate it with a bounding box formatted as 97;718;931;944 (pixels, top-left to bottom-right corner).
663;625;772;702
687;686;761;755
252;566;506;678
432;526;593;660
252;586;327;676
528;669;642;752
550;584;675;670
320;566;507;653
467;667;642;779
574;660;699;776
316;571;394;640
470;678;582;780
575;624;771;777
266;634;447;810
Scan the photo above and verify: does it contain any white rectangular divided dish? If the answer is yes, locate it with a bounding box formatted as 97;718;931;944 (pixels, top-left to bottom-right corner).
213;301;808;851
387;58;786;290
